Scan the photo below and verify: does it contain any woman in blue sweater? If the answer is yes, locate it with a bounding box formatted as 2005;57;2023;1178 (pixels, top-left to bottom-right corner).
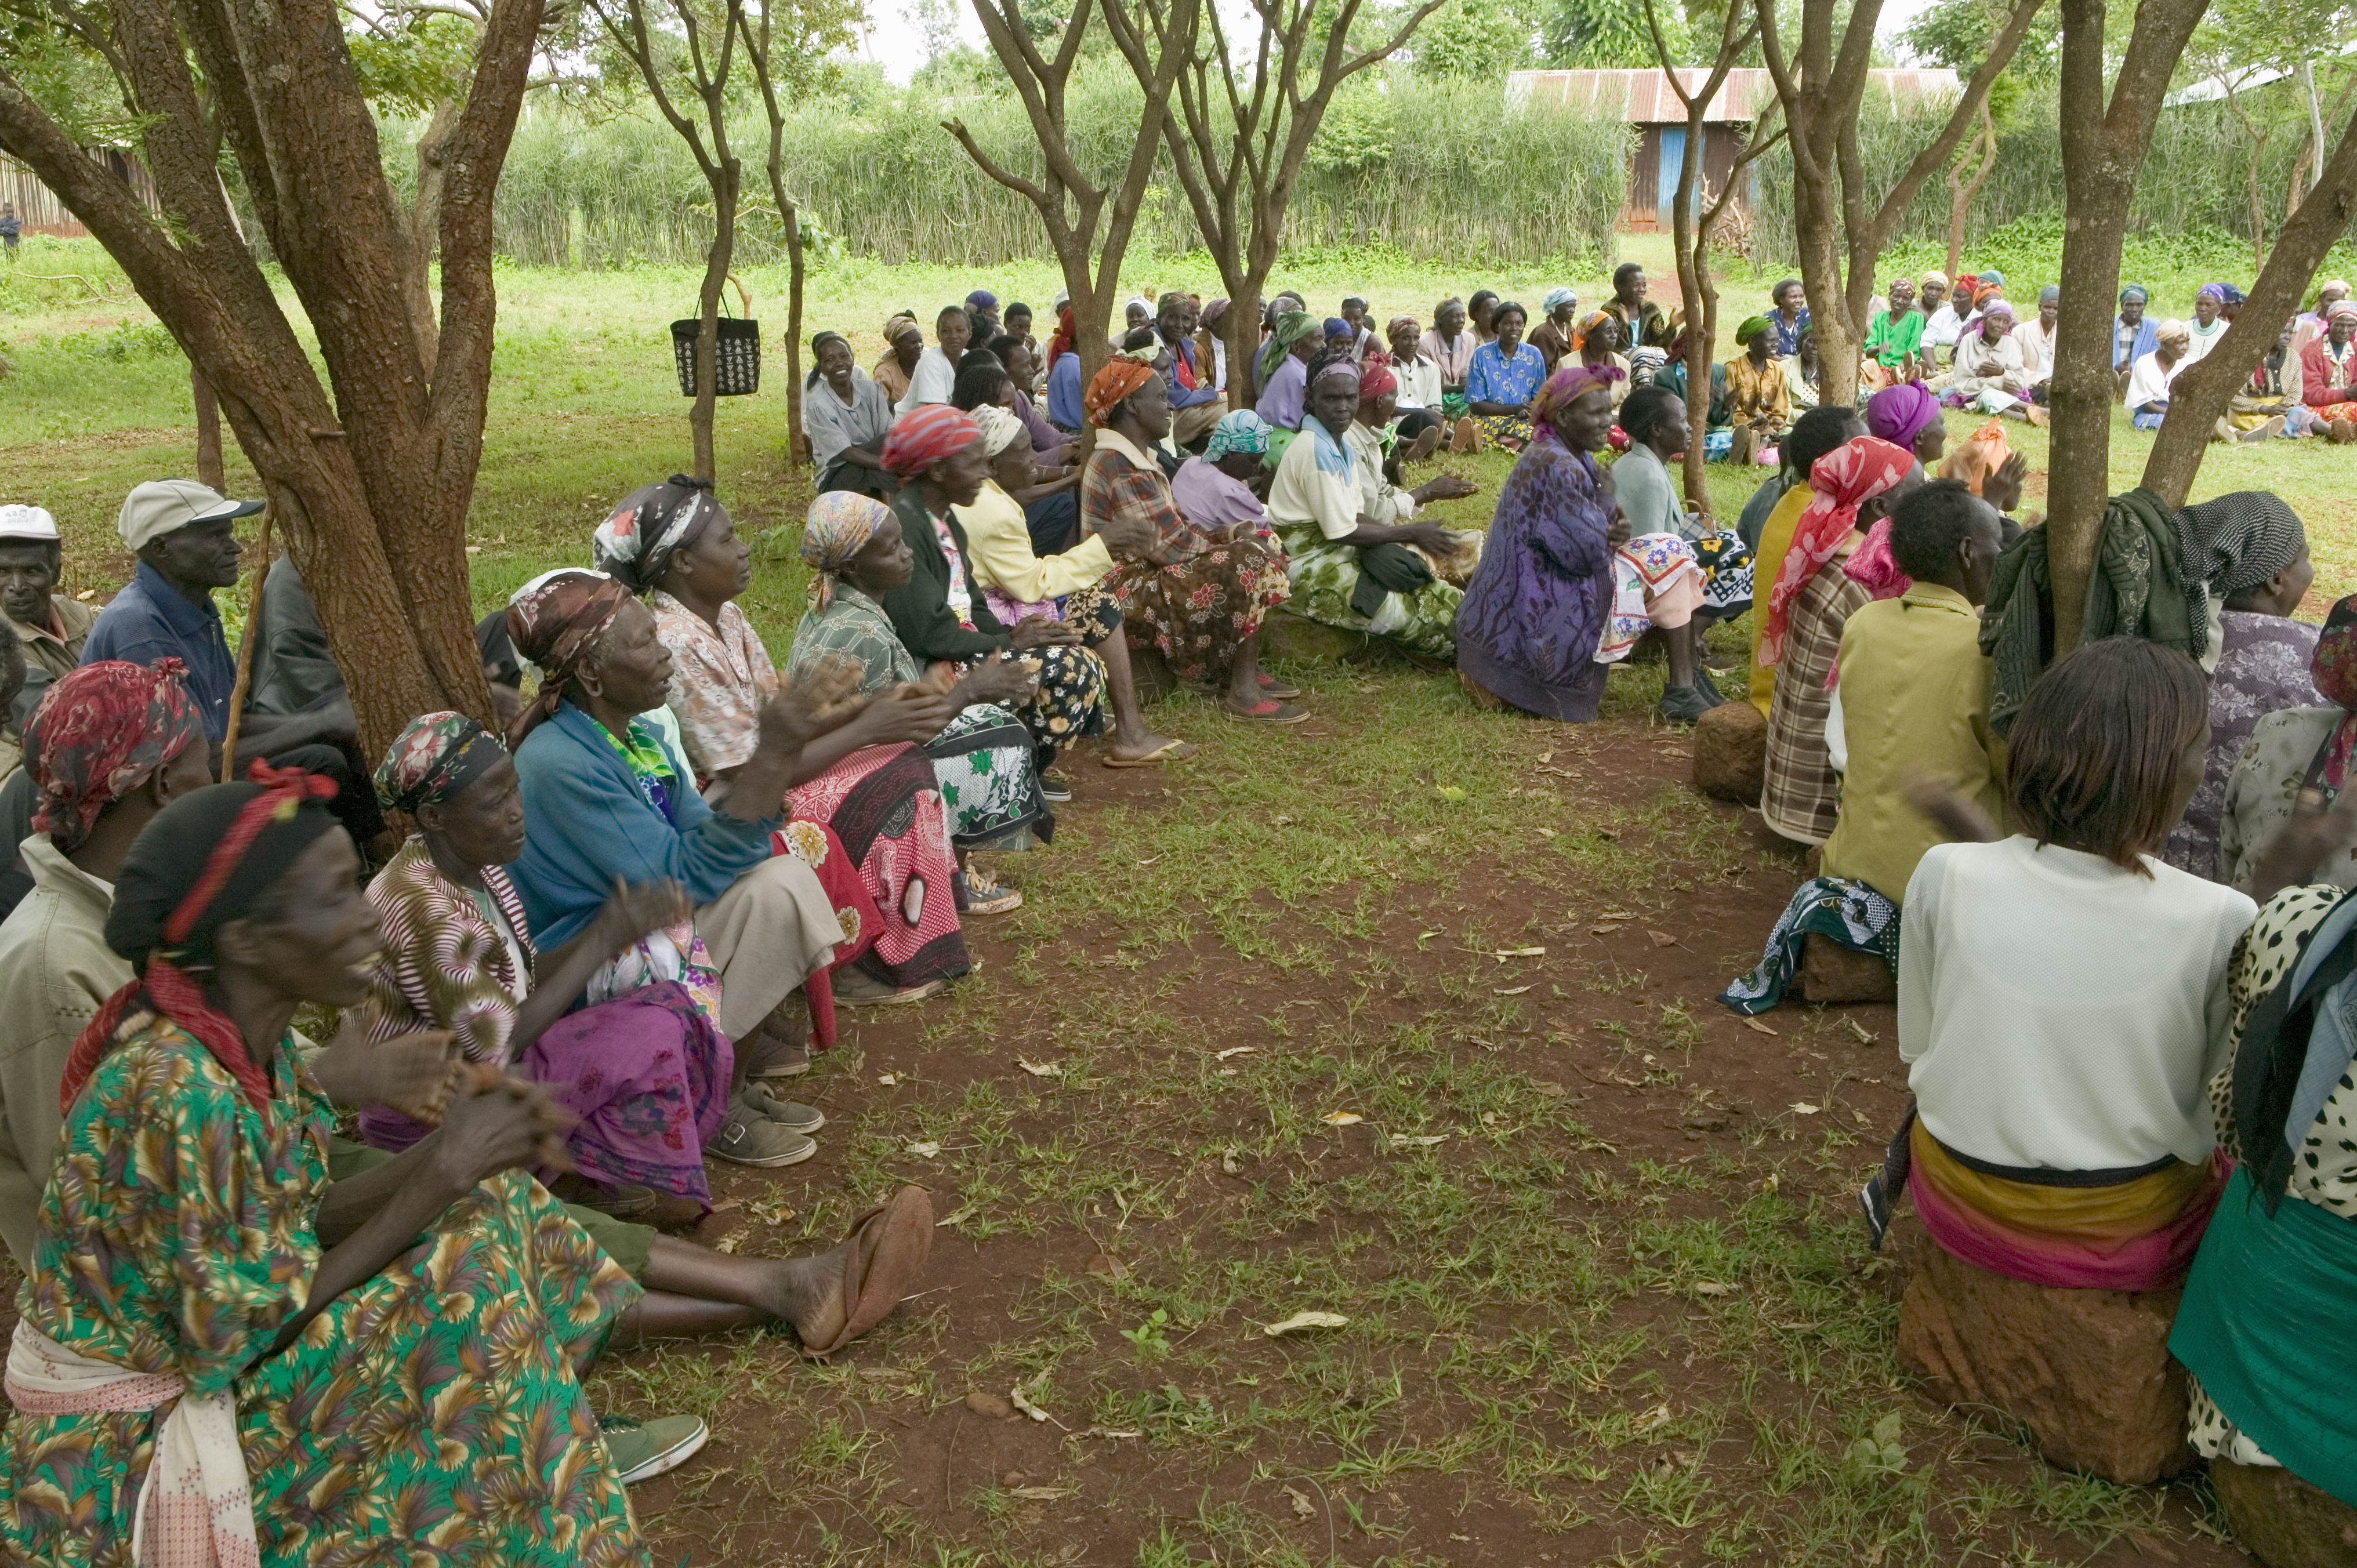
501;570;853;1165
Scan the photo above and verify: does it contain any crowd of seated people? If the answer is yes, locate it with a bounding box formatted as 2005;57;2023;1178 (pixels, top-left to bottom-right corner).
11;262;2357;1562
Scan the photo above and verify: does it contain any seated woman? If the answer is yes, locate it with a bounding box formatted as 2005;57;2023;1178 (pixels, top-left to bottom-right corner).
1611;384;1755;643
1780;326;1819;413
1758;435;1923;847
1529;287;1580;372
598;474;973;1006
1172;409;1275;538
895;303;971;415
988;333;1074;465
1078;361;1301;723
805;329;898;499
1459;364;1713;726
1463;301;1548;452
2224;593;2357;894
1384;314;1447;453
1574;311;1633;409
0;769;936;1563
958;405;1195;760
957;354;1080;554
793;492;1051;914
1254;310;1321;429
2156;495;2316;882
2127;318;2192;430
873;311;923;406
1268;359;1479;664
1862;275;1924;387
1866;376;1949;472
362;713;741;1206
1658;343;1731;458
878;404;1111;803
1938;300;2041;423
1721;315;1791;466
1879;638;2256;1294
1044;306;1085;432
502;571;848;1123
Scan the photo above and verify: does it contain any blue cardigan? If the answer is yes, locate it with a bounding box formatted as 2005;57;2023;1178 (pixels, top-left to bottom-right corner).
507;702;779;948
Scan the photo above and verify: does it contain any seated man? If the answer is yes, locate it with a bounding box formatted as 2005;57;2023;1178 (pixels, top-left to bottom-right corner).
82;480;382;853
503;571;850;1099
1267;359;1477;662
1820;481;2008;906
1155;291;1223;448
0;504;93;729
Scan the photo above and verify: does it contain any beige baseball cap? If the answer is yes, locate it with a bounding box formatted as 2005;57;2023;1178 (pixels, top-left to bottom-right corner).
117;480;262;553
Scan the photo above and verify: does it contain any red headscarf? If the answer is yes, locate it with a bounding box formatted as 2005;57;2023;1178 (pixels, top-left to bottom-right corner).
1757;435;1917;667
1045;304;1077;371
880;404;982;476
26;658;205;854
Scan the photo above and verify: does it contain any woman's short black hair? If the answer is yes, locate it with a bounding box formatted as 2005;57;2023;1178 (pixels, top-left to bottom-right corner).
1620;383;1681;445
956;348;1002;372
1774;277;1803;302
1468;289;1499;315
986;333;1025;364
1614;262;1646;288
1121;325;1159;352
1782;404;1865;485
1491;301;1527;330
937;303;973;330
2006;637;2209;874
1004;302;1032;324
951;360;1011;412
1886;479;1983;580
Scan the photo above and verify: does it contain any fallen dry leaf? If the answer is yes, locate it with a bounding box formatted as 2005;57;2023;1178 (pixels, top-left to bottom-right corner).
1085;1254;1129;1279
1263;1309;1350;1337
1598;908;1636;920
1081;1425;1143;1439
904;1141;942;1159
1632;1402;1674;1433
1536;826;1557;838
876;1072;900;1086
964;1390;1016;1420
1011;1486;1074;1501
1017;1059;1063;1077
1390;1133;1446;1148
1214;1046;1257;1061
1493;984;1533;996
935;1203;977;1228
1009;1376;1059;1425
1692;1281;1738;1297
1283;1485;1317;1520
1494;945;1547;959
1742;1018;1779;1036
1789;1102;1821;1115
1220;1147;1242;1174
1322;1111;1363;1126
1647;930;1678;948
1846;1018;1878;1044
1590;923;1627;937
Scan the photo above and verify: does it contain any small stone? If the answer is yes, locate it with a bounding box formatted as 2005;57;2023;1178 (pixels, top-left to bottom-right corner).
2211;1456;2357;1567
1797;933;1897;1003
964;1391;1016;1420
1085;1254;1129;1279
1896;1234;2192;1484
1691;700;1766;804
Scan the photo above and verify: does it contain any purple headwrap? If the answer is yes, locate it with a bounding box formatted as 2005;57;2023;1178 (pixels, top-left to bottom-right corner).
1866;381;1940;450
2196;283;2227;304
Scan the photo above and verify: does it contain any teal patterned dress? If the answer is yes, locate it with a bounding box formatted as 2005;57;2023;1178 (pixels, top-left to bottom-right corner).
0;1014;647;1567
788;582;1048;850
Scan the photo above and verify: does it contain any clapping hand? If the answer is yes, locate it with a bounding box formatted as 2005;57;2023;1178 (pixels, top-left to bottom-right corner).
596;876;692;954
760;655;867;750
1985;452;2029;516
312;1022;460;1122
436;1063;578;1184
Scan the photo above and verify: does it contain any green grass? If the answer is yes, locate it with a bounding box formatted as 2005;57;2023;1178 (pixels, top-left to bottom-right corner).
0;238;2279;1567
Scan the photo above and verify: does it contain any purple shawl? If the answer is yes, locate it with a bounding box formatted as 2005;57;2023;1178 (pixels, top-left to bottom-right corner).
1455;426;1616;720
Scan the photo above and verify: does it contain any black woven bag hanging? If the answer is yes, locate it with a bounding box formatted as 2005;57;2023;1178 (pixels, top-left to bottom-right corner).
671;275;759;397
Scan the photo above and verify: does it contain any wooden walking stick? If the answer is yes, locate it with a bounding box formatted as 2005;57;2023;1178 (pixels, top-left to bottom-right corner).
217;508;273;783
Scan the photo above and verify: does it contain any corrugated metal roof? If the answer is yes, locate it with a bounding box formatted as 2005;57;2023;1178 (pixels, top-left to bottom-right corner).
1506;68;1961;124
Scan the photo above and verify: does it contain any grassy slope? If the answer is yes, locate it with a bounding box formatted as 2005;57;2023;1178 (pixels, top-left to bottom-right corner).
0;232;2307;1565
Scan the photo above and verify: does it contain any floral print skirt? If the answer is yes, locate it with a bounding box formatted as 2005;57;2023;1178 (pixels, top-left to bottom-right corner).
1105;537;1292;682
1275;525;1465;662
924;703;1050;851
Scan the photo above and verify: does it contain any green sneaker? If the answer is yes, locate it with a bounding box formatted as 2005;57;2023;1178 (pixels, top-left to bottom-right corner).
709;1101;817;1167
600;1413;709;1484
738;1084;826;1135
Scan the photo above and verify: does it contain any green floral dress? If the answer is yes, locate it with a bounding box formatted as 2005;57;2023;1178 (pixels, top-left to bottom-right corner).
0;1014;647;1567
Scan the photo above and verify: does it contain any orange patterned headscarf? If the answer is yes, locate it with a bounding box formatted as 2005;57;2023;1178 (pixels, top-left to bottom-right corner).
1938;419;2013;498
1085;358;1158;427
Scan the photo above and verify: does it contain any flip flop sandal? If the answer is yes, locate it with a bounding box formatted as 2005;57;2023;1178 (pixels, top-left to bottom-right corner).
799;1186;935;1358
1253;673;1303;699
1102;737;1199;768
1224;696;1310;724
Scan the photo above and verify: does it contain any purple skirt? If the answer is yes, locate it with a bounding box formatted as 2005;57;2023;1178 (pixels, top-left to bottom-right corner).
361;981;735;1210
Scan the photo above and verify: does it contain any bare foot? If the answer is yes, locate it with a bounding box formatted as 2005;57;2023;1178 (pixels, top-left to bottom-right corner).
750;1249;848;1334
1108;729;1182;763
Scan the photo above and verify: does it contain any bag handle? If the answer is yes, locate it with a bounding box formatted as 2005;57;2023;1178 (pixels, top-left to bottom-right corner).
689;274;755;320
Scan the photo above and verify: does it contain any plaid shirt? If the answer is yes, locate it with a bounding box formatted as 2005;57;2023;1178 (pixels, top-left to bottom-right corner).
1080;430;1223;564
1761;561;1869;845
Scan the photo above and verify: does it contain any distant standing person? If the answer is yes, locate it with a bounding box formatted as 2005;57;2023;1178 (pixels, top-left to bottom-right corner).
0;204;20;259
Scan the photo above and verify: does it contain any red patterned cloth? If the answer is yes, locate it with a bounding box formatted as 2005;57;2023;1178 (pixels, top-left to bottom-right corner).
1758;435;1916;668
880;404;981;477
24;658;205;853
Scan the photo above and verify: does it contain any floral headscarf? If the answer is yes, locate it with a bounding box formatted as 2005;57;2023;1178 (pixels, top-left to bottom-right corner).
1529;362;1625;424
503;570;634;746
880;404;981;477
1206;410;1270;460
1757;435;1916;667
800;491;894;608
2311;596;2357;794
375;711;506;812
591;474;723;594
1085;358;1158;427
1572;309;1616;353
25;658;205;854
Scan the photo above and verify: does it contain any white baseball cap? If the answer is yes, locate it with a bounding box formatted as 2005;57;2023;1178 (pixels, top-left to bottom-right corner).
117;480;263;552
0;504;57;542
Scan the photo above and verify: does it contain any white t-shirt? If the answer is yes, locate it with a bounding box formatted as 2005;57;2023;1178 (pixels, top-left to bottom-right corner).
1899;837;2255;1173
2182;315;2229;365
895;346;958;415
1921;304;1963;349
2126;348;2183;410
2011;317;2057;380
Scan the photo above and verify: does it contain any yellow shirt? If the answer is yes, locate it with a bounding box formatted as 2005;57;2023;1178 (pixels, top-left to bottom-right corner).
1819;582;2007;905
1747;483;1819;715
952;481;1114;604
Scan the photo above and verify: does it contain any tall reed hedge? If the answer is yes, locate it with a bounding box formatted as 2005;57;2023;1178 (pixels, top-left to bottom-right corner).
385;66;1632;273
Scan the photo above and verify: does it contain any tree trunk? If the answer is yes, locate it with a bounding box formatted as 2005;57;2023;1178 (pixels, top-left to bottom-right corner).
0;0;531;754
1945;101;1996;280
2305;59;2328;194
2045;0;2210;651
1670;96;1711;505
191;365;223;490
785;197;807;467
402;97;463;384
2142;103;2357;511
690;161;738;482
